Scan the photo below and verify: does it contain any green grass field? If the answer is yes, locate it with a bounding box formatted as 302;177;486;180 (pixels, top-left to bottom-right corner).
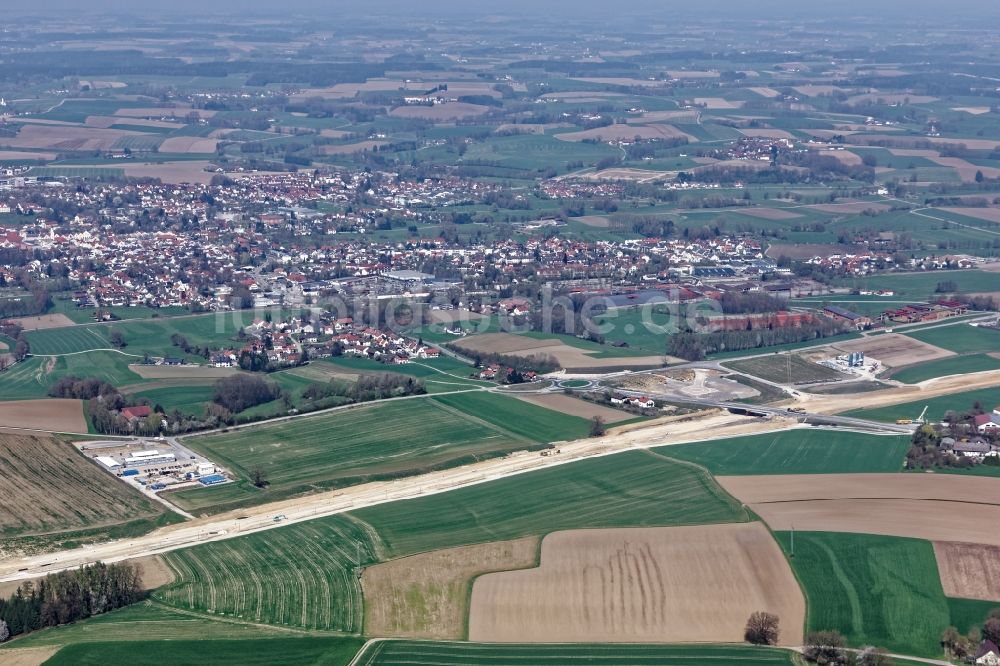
839;270;1000;296
890;353;1000;383
430;391;591;442
947;597;1000;635
156;516;374;631
520;329;660;358
44;636;364;666
129;385;216;417
320;356;489;392
452;133;621;173
353;641;797;665
48;299;189;324
726;354;845;384
24;309;286;358
843;386;1000;423
351;449;749;559
0;601;304;650
0;350;144;401
662;430;909;475
905;324;1000;354
592;306;674;354
776;531;950;658
171;395;537;513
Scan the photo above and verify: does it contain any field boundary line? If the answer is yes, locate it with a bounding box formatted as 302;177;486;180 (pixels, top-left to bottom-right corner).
639;449;753;522
31;347;145;358
142;598;328;635
426;396;535;445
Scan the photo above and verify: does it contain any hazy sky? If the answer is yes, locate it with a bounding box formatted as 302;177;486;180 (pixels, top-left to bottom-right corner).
9;0;1000;18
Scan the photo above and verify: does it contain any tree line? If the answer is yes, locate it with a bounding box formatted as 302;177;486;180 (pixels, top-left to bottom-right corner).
213;374;282;413
0;561;144;643
667;319;848;361
301;372;425;403
462;349;560;375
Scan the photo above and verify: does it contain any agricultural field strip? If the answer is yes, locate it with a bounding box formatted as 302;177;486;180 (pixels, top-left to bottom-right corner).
349;640;800;666
157;517;369;631
0;432;165;537
776;531;954;658
0;409;784;582
170;392;540;514
467;523;805;645
156;451;749;634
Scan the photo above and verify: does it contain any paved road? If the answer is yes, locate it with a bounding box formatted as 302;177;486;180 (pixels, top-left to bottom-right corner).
611;388;916;434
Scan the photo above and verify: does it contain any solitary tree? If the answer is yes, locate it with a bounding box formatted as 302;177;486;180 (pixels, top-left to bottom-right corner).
13;335;29;361
589;415;606;437
109;329;126;349
744;611;780;645
251;466;269;488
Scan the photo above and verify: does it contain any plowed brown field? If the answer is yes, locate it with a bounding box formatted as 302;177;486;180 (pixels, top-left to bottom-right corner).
468;523;804;645
934;542;1000;601
0;398;86;432
719;474;1000;547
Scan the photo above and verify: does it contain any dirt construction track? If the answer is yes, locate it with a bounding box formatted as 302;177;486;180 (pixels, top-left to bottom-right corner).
719;474;1000;547
468;523;805;645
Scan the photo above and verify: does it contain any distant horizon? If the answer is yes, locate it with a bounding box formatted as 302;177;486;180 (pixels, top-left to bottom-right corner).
7;0;1000;21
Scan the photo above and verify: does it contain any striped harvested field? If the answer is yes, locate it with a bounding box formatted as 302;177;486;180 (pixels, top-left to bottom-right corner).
157;516;376;631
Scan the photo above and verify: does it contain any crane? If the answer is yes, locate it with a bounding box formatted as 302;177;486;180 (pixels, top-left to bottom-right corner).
896;405;929;425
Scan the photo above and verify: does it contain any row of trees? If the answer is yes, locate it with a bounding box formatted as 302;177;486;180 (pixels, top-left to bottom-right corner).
464;350;561;375
213;374;282;413
0;562;144;642
667;319;848;361
301;372;425;403
48;375;118;400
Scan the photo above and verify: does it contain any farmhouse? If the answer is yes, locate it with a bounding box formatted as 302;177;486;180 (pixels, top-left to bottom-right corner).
976;640;1000;666
975;413;1000;434
823;305;871;329
121;405;152;420
883;301;967;324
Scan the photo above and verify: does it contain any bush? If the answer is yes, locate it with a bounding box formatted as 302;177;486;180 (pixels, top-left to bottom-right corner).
803;630;849;664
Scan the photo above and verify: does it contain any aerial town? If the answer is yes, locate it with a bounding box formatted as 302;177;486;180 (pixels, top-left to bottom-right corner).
4;2;1000;666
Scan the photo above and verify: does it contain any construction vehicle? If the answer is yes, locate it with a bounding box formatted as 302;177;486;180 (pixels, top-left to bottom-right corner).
896;405;928;425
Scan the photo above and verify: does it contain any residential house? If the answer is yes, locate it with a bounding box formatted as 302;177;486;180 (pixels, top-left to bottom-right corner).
121;405;152;420
975;413;1000;434
976;640;1000;666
